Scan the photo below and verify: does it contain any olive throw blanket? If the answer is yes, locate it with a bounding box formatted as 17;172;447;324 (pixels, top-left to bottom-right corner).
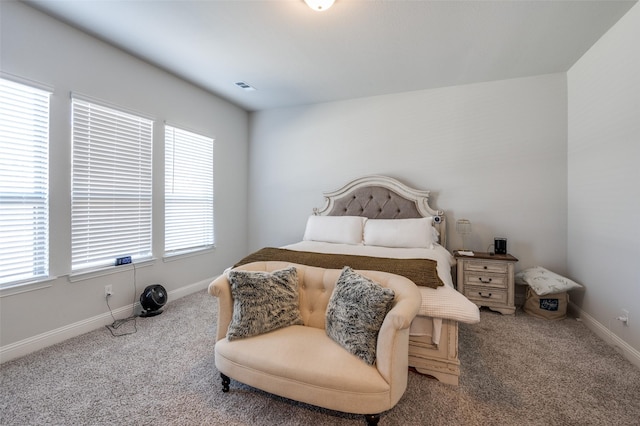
233;247;444;289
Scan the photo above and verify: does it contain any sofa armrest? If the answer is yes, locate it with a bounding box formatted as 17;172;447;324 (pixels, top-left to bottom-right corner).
208;273;233;342
375;281;421;400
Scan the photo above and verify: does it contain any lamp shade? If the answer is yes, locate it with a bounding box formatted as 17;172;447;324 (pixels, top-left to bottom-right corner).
456;219;472;250
456;219;472;235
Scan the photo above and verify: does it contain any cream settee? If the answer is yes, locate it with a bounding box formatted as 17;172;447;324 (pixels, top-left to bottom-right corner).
208;261;421;425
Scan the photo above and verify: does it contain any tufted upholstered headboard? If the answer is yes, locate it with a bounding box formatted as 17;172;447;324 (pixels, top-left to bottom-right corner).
313;175;447;248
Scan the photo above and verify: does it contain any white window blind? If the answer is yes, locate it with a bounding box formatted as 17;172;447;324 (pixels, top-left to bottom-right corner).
0;78;50;286
71;98;153;271
164;125;214;255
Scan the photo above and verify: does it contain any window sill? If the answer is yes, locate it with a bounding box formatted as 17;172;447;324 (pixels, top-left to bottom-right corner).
68;258;156;283
163;246;216;263
0;277;56;298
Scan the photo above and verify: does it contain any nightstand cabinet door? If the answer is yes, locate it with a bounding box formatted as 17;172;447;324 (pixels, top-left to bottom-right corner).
455;252;518;315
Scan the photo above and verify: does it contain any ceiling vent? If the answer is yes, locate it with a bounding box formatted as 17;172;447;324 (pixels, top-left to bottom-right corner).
235;81;256;91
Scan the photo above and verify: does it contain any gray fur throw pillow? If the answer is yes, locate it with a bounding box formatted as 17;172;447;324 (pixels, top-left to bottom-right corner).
325;267;396;365
227;267;303;341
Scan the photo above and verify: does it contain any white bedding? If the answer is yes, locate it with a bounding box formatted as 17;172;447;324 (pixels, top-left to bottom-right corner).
282;241;480;325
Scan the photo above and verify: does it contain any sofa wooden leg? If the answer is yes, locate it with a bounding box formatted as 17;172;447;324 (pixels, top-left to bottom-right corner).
364;414;380;425
221;373;230;392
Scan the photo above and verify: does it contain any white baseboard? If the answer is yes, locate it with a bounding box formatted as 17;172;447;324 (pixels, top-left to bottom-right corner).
166;278;210;301
569;302;640;370
0;278;211;364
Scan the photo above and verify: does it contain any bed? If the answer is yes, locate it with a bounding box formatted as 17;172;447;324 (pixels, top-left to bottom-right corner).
236;175;479;385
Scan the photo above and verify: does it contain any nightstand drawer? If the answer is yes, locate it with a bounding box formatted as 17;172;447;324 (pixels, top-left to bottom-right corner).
464;272;507;288
464;286;508;305
464;261;508;274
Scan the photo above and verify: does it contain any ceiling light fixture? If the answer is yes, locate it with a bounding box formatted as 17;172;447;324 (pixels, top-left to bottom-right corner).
304;0;335;12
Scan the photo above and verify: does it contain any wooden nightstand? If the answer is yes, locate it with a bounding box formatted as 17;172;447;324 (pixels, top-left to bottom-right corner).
454;251;518;315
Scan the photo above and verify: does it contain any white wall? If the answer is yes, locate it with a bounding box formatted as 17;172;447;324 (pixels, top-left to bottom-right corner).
249;74;568;275
0;2;249;356
567;3;640;353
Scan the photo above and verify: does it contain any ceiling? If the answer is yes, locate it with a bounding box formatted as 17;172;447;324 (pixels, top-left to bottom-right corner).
25;0;636;112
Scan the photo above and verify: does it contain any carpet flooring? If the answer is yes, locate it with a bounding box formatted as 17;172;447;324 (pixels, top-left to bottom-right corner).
1;289;640;425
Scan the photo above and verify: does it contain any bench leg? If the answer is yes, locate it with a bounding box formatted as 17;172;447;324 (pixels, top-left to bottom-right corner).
364;414;380;425
221;373;230;392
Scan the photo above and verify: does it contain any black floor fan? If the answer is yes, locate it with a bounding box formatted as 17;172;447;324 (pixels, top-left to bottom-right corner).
139;284;167;317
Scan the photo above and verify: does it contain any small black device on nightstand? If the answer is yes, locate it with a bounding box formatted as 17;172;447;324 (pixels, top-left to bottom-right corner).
494;238;507;255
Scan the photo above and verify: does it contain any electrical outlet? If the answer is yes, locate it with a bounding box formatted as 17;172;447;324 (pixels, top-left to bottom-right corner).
617;309;629;326
105;285;113;298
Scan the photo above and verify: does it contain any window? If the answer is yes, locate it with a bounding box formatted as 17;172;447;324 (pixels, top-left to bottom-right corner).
71;97;153;271
164;125;214;256
0;78;50;286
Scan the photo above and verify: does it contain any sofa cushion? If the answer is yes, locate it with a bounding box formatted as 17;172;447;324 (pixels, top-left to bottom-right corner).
216;326;389;393
325;267;395;365
226;266;303;341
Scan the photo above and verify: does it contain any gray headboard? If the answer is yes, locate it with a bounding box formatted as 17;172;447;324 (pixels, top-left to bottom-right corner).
313;175;447;247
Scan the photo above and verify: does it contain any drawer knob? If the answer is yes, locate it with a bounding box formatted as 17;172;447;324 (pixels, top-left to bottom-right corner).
483;266;488;269
478;277;493;283
479;292;492;298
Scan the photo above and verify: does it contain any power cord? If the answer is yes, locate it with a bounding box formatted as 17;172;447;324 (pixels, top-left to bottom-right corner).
105;263;138;337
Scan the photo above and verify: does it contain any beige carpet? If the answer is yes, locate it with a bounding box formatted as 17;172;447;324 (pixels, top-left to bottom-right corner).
1;289;639;425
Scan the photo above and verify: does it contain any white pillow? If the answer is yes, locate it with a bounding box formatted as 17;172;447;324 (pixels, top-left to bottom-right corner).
515;266;583;296
302;215;365;245
363;217;436;249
